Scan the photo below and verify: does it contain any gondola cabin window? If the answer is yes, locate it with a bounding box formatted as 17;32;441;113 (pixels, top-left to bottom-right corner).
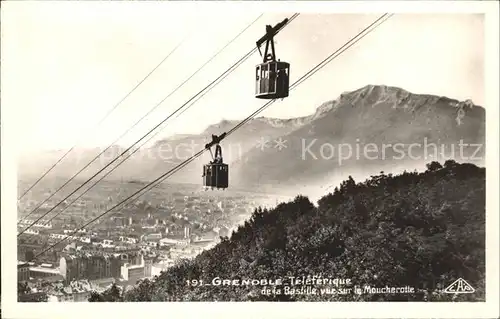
255;61;290;99
203;163;228;189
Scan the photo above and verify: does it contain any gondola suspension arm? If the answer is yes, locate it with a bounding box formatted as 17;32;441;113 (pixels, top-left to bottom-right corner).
256;18;289;60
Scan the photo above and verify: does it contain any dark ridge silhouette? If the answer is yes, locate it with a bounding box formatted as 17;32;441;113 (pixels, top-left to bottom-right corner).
87;160;485;302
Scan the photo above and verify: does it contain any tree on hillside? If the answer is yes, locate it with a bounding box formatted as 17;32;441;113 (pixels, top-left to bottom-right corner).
124;279;156;301
88;283;123;302
426;161;443;171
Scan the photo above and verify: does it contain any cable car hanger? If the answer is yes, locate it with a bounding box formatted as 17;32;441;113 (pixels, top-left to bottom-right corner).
204;133;227;152
256;18;289;62
204;133;227;163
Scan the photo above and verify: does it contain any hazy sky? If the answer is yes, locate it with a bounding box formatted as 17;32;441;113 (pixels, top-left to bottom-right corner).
3;2;484;152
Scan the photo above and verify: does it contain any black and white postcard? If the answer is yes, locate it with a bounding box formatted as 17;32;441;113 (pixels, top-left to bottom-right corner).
1;1;499;319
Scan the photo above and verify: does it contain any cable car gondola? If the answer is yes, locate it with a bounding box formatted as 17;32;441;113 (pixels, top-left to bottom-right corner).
255;19;290;100
202;133;228;190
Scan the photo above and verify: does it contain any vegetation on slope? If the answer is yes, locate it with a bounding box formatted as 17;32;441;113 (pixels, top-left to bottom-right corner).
90;160;485;302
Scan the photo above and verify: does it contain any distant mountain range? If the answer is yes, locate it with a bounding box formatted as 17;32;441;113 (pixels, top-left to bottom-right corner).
18;85;485;195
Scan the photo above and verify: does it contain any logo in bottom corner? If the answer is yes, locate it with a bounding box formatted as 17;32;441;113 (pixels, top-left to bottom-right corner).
443;278;475;294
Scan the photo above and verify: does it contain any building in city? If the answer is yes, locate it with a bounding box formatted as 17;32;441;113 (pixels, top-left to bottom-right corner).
141;233;162;242
18;261;30;282
159;237;189;247
117;250;143;266
46;280;94;302
121;263;144;284
120;254;154;284
29;266;61;279
30;274;65;285
18;240;60;264
59;253;121;284
18;291;48;302
144;256;153;278
118;236;138;244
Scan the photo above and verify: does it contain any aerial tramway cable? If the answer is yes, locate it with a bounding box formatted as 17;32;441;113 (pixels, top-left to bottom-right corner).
126;13;394;204
19;14;263;230
18;15;263;227
135;13;393;195
30;13;391;261
17;35;190;223
30;14;300;247
34;40;257;233
17;33;191;202
18;14;284;236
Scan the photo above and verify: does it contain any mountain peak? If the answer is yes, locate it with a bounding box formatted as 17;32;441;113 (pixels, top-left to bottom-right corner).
253;116;309;128
311;84;480;121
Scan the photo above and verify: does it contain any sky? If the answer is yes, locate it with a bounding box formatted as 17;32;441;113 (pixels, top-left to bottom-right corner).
2;2;484;153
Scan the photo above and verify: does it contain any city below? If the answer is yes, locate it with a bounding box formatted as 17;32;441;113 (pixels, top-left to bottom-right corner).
17;179;286;302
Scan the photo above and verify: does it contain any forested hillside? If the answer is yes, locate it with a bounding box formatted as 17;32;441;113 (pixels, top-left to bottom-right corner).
90;160;486;302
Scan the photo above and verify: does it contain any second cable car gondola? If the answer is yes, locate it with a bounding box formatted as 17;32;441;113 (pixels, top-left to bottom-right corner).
255;19;290;100
202;133;229;190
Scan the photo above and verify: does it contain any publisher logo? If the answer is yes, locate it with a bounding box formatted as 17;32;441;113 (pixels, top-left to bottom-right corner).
443;278;475;294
